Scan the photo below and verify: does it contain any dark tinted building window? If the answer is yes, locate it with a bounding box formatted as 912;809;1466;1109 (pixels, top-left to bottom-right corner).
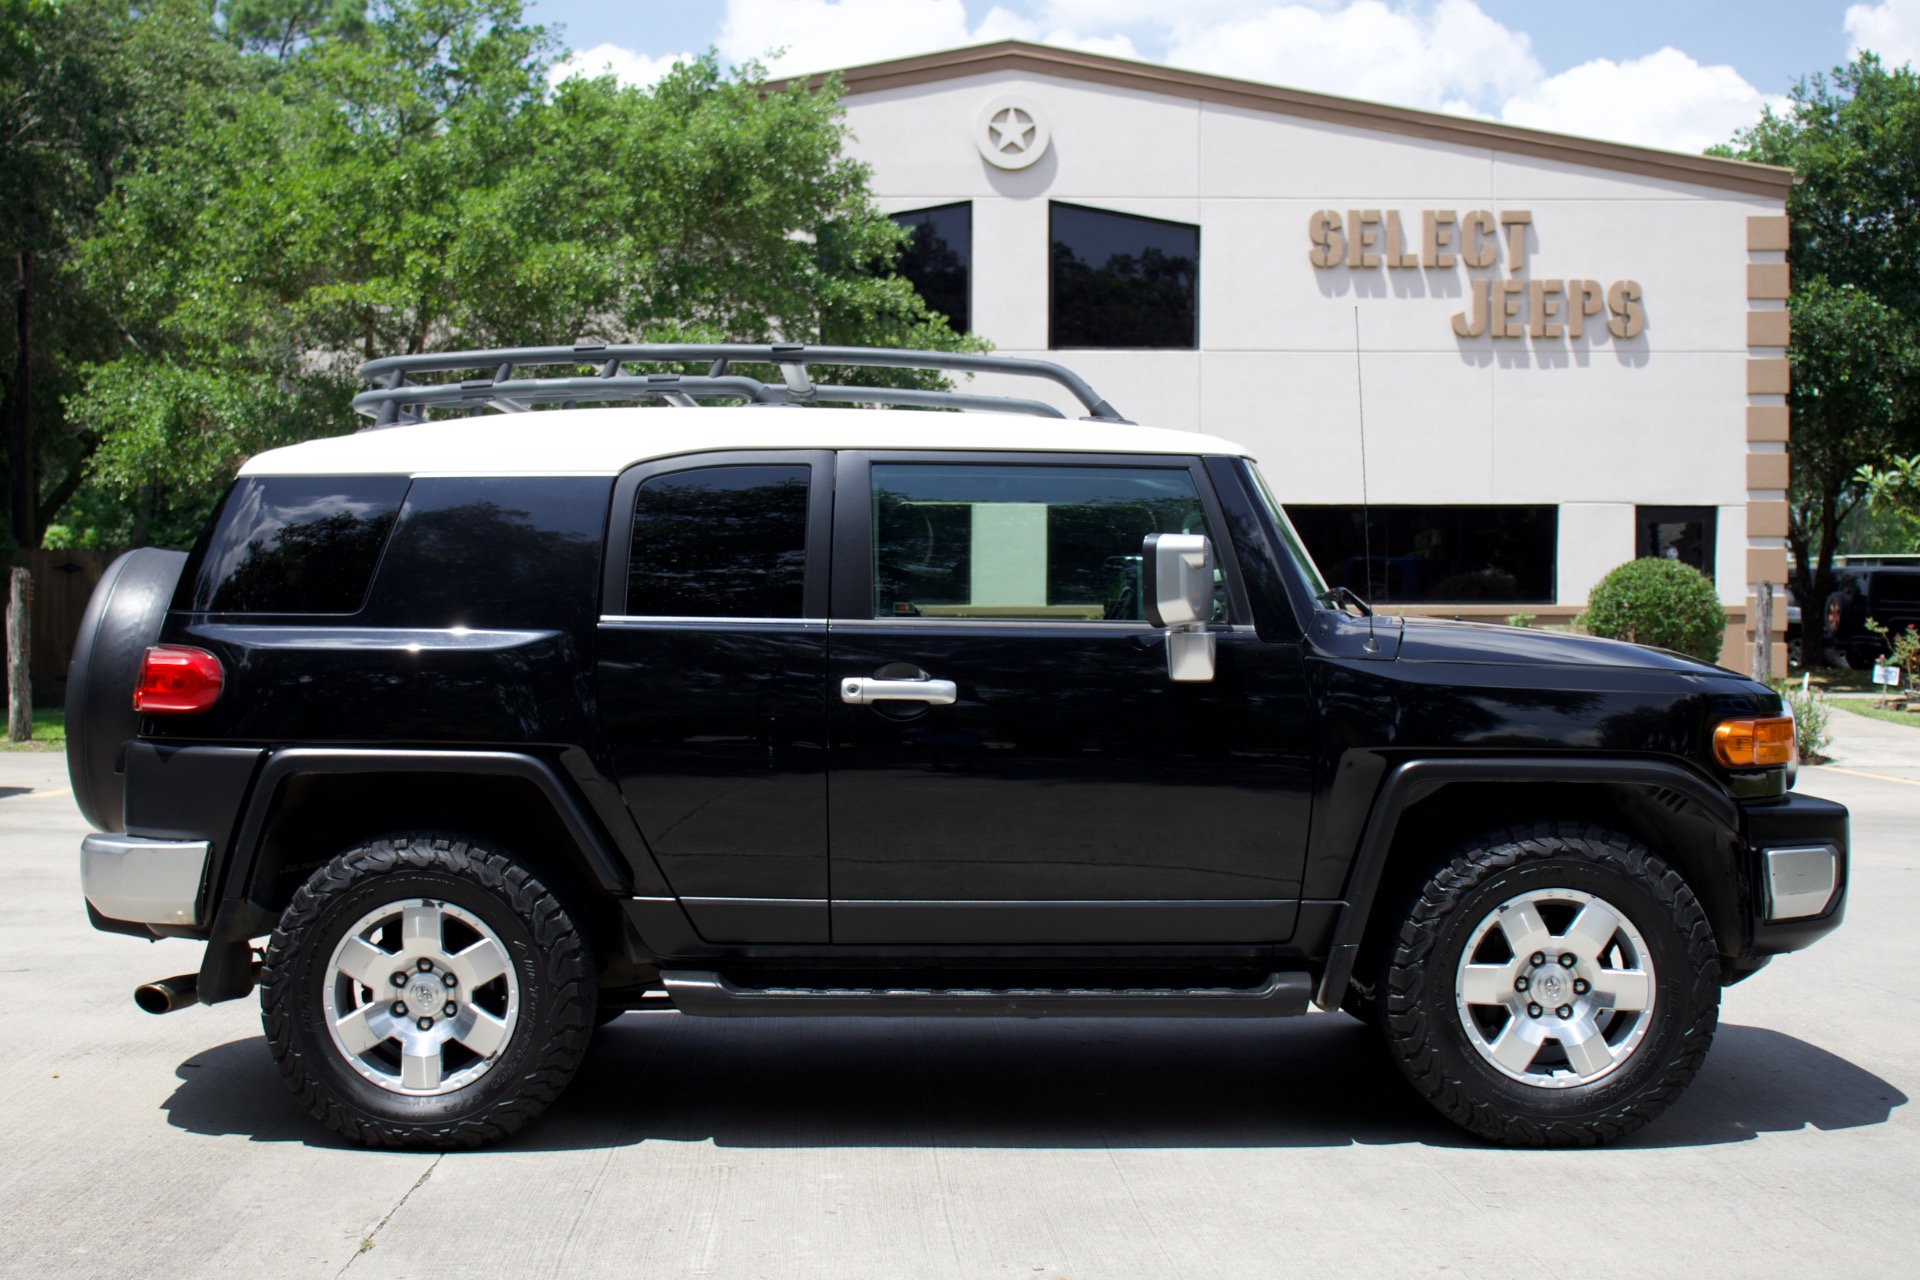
628;466;809;617
871;463;1213;621
1636;506;1716;581
1287;504;1557;604
1050;202;1198;349
365;477;610;628
891;203;971;333
183;476;410;613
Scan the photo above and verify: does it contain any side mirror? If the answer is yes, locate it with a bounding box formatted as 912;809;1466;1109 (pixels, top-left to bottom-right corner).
1142;533;1216;682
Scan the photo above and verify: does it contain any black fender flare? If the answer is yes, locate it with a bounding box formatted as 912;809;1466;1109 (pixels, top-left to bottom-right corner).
224;748;638;899
1314;756;1740;1010
197;748;645;1004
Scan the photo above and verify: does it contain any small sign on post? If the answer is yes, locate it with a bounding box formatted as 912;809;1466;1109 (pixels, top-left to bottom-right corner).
1872;663;1903;692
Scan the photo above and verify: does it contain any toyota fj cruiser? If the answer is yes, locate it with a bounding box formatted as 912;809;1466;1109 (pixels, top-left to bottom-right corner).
69;344;1848;1149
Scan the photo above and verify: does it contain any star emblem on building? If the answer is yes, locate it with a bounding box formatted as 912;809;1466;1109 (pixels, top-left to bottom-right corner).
988;106;1036;155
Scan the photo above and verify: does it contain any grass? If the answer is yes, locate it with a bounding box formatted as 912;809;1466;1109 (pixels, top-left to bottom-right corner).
1836;702;1920;730
1790;665;1878;693
1;706;64;751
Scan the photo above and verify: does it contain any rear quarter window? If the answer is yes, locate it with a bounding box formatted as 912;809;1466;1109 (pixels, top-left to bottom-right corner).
180;476;410;614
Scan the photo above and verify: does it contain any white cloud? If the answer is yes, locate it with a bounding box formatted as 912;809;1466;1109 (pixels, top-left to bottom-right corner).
1161;0;1540;113
1847;0;1920;68
563;1;1787;152
715;0;1138;76
1500;48;1787;153
548;43;695;90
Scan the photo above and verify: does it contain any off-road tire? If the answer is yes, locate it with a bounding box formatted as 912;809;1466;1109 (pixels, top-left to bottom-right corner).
1379;822;1718;1147
260;833;595;1149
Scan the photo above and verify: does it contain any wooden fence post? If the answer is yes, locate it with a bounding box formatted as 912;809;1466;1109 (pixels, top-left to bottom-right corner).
1750;581;1774;685
6;567;29;742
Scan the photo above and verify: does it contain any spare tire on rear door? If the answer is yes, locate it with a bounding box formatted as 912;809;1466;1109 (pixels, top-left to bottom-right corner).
65;548;188;832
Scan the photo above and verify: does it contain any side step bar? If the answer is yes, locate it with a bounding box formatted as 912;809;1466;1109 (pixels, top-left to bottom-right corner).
660;970;1312;1018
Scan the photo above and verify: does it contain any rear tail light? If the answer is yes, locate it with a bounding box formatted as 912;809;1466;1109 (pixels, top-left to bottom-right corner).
1712;716;1793;768
133;646;224;715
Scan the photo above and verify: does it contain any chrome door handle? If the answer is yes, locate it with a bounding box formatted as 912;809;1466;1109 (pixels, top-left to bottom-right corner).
840;676;957;706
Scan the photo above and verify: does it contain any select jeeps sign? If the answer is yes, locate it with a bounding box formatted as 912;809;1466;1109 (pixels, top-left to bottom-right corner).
1307;209;1644;340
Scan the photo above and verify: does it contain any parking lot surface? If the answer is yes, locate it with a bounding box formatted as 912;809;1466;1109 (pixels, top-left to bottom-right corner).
3;732;1913;1280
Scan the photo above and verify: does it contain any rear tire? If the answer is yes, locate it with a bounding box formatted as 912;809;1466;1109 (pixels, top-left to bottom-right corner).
1378;823;1718;1147
260;833;595;1149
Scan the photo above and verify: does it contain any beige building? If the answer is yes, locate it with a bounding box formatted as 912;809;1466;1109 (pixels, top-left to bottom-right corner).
806;41;1795;670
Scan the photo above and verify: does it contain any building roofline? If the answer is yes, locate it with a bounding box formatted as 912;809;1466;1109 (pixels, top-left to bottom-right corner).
782;40;1795;199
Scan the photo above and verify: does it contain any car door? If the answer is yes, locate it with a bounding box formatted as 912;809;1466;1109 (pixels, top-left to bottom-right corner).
825;450;1314;945
596;450;833;943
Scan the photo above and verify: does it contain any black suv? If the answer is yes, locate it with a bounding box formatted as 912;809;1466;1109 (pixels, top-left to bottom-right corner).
68;345;1848;1150
1817;564;1920;669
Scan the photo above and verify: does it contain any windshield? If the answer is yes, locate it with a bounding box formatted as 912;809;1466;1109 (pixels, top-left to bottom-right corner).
1245;462;1329;598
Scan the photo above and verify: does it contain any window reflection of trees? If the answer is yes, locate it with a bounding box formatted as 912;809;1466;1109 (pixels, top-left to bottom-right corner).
210;509;399;613
628;471;809;619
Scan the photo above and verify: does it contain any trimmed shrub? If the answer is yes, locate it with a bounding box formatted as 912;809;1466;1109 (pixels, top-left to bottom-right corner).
1584;558;1728;662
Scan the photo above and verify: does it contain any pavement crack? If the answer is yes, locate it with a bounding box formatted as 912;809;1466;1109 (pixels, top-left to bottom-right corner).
338;1154;442;1276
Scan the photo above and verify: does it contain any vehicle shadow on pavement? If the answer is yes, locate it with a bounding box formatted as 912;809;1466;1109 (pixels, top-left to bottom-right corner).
160;1015;1905;1153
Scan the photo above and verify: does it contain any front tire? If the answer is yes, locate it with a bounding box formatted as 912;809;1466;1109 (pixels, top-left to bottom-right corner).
1378;823;1718;1147
260;834;595;1149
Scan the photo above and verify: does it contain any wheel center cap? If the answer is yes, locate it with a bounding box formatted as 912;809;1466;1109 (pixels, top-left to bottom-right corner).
410;977;442;1010
1532;969;1569;1004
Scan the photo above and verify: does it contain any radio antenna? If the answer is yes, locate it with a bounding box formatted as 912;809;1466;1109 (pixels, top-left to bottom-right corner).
1353;306;1379;653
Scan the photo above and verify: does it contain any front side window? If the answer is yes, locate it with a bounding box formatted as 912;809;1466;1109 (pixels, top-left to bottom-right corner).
871;463;1215;621
183;476;410;614
627;465;809;617
1050;202;1199;349
890;203;971;333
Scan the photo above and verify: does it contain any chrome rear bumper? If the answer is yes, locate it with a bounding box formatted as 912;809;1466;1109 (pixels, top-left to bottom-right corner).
80;833;211;927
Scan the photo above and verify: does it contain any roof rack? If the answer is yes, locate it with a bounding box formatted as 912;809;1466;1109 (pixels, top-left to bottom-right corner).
352;344;1129;428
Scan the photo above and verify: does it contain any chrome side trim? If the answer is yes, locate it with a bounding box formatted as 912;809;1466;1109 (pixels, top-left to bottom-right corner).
81;833;212;927
1764;845;1840;921
190;625;557;652
600;616;828;631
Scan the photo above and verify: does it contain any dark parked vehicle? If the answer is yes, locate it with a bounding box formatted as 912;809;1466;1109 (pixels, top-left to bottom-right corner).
70;345;1847;1150
1818;564;1920;669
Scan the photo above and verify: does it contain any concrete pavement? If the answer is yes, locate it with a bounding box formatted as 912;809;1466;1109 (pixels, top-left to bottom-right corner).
1;724;1913;1279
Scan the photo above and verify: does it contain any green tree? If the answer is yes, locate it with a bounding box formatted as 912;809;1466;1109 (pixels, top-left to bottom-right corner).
1722;55;1920;611
63;0;972;547
0;0;245;553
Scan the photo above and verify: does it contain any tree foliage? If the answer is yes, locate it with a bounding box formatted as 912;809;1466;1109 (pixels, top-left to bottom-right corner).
1;0;249;553
24;0;970;549
1722;55;1920;609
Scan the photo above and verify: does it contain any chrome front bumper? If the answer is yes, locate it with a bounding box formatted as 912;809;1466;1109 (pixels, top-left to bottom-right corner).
80;833;211;927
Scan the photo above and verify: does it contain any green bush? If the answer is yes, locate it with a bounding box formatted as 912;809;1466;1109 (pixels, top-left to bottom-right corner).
1584;558;1728;662
1775;681;1833;762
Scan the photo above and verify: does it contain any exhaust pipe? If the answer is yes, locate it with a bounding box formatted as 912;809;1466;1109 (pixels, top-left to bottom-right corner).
134;974;200;1014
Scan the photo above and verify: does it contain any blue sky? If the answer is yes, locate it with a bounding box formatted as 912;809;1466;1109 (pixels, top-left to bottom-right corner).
527;0;1920;153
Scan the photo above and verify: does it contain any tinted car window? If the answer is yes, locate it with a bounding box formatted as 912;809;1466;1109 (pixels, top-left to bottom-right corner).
627;465;810;617
870;463;1214;621
365;477;610;629
183;476;410;614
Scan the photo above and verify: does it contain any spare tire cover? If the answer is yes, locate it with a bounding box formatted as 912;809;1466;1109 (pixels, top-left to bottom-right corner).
66;548;188;832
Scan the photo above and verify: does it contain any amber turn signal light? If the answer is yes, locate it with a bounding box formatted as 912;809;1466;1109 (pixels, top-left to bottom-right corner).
1713;716;1793;768
133;646;224;715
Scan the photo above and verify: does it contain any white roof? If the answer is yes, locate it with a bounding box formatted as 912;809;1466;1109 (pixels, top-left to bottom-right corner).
237;406;1255;478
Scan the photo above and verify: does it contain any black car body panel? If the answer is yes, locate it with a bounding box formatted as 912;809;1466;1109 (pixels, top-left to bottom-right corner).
81;426;1846;1010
